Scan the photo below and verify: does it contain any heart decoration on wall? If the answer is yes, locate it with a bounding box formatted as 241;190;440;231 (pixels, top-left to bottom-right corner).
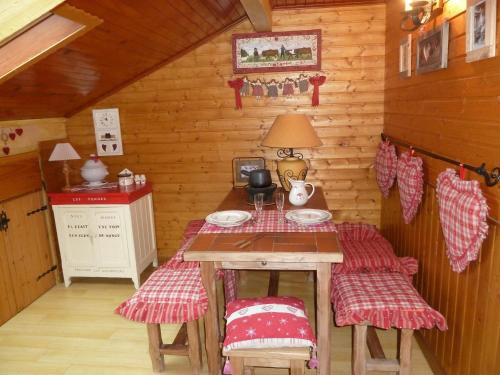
436;169;489;273
396;151;424;224
2;147;9;155
375;141;398;198
15;128;23;136
8;132;16;140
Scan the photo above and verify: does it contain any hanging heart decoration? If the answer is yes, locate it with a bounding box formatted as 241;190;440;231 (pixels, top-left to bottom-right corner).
8;132;16;140
15;128;23;136
2;147;10;155
375;140;398;198
396;151;424;224
436;169;488;273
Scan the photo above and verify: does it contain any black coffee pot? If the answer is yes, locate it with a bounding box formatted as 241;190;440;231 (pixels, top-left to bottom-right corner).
241;168;272;188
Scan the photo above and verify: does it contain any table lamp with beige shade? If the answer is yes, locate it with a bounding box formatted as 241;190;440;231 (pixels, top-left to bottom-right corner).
261;114;322;191
48;142;81;191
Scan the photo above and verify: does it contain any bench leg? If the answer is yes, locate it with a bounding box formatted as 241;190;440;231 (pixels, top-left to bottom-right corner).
398;329;413;375
231;357;245;375
147;323;165;372
187;320;202;374
290;359;305;375
353;325;367;375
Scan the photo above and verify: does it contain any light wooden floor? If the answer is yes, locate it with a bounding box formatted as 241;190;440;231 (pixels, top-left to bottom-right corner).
0;271;433;375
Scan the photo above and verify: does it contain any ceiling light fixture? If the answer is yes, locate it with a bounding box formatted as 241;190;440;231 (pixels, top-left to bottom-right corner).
401;0;443;31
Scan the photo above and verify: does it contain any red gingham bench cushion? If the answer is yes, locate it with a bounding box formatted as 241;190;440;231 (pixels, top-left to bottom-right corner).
331;272;447;330
115;267;208;324
334;223;418;276
223;296;316;351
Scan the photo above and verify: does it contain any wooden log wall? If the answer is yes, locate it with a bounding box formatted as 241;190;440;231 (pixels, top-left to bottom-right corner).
383;1;500;374
65;5;386;260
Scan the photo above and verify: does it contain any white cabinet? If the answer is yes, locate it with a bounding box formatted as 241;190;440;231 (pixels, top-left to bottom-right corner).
50;185;157;289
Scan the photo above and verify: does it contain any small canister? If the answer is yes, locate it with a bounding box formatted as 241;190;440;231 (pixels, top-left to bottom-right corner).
118;171;134;187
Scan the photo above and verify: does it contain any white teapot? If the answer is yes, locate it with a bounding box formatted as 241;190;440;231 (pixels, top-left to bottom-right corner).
288;178;315;206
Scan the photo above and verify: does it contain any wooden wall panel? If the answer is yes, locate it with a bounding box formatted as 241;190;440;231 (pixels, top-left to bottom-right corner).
66;5;386;260
383;1;500;374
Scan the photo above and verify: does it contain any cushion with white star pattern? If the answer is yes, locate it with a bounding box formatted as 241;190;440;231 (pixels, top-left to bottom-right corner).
223;296;316;351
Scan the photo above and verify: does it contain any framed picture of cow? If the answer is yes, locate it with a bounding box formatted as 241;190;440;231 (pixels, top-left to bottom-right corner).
232;29;321;74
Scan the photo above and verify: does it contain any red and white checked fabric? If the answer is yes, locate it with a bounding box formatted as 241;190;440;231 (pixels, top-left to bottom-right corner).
336;222;384;242
199;210;337;234
397;151;424;224
223;296;316;351
436;169;489;273
375;141;398;198
115;267;208;324
334;223;418;277
166;221;239;303
331;272;447;330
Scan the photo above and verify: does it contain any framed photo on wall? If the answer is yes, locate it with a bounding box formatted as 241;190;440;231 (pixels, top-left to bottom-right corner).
466;0;497;62
399;35;412;78
232;157;265;187
232;30;321;74
416;22;449;74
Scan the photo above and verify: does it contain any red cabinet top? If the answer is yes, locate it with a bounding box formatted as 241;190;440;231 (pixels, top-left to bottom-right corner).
48;182;152;205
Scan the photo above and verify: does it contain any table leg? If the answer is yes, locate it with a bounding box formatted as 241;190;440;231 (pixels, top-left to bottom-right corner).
200;261;222;375
316;263;332;375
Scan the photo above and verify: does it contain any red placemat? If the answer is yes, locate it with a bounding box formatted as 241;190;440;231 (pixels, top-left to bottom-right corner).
199;210;337;234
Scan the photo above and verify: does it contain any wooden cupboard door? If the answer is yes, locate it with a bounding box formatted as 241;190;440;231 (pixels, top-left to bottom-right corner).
0;230;17;325
91;207;130;268
2;190;55;311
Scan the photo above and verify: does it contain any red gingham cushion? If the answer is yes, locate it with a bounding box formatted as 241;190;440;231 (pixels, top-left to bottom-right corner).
436;169;489;273
223;296;316;351
334;223;417;276
331;272;447;330
375;141;398;198
397;151;424;224
183;219;206;241
115;267;208;324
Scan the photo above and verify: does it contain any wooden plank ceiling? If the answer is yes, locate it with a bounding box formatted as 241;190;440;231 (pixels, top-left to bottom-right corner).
0;0;383;120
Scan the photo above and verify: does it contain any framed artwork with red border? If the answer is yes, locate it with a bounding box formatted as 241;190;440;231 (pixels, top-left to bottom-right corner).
232;29;321;74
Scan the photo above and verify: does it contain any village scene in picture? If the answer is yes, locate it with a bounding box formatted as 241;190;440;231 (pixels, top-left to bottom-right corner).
238;34;316;65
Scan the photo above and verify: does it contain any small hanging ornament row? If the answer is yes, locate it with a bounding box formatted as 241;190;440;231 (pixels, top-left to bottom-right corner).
228;73;326;109
1;128;24;155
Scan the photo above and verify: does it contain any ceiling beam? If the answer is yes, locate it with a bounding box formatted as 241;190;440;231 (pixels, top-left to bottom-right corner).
240;0;272;32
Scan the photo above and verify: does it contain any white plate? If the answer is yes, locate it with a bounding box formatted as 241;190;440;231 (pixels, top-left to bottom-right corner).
205;210;252;227
285;209;332;225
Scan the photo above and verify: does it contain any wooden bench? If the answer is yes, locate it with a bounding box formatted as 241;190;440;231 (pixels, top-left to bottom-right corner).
331;272;447;375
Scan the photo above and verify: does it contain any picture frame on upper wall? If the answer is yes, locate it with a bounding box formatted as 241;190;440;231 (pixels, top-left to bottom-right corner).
416;21;449;74
466;0;496;62
232;30;321;74
399;35;412;78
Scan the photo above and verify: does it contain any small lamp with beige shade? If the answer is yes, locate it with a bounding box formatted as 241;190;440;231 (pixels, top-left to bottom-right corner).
48;142;81;191
261;114;322;191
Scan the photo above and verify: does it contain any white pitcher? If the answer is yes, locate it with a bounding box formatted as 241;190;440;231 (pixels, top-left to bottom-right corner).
288;178;315;206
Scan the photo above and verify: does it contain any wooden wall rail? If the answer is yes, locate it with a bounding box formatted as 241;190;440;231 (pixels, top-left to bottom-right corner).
66;5;386;260
384;1;500;374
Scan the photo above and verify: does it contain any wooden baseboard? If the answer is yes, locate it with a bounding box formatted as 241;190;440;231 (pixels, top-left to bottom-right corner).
414;331;446;375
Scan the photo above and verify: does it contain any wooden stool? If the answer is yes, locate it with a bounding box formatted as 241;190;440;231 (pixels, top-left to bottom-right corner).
147;321;202;374
353;325;413;375
223;347;311;375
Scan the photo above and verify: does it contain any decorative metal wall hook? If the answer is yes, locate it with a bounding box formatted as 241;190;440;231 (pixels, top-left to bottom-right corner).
475;164;500;187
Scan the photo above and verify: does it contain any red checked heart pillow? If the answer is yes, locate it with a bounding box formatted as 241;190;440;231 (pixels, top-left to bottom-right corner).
436;169;488;273
375;141;398;198
397;151;424;224
223;296;316;351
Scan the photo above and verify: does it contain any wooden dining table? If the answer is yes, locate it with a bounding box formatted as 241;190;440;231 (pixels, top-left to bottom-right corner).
183;187;343;375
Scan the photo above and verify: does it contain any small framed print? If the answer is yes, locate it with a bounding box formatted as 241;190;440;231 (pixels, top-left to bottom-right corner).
416;22;449;74
232;157;265;187
92;108;124;156
399;35;412;78
466;0;496;62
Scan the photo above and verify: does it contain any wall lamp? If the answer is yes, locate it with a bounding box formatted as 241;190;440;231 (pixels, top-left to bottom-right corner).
401;0;444;31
